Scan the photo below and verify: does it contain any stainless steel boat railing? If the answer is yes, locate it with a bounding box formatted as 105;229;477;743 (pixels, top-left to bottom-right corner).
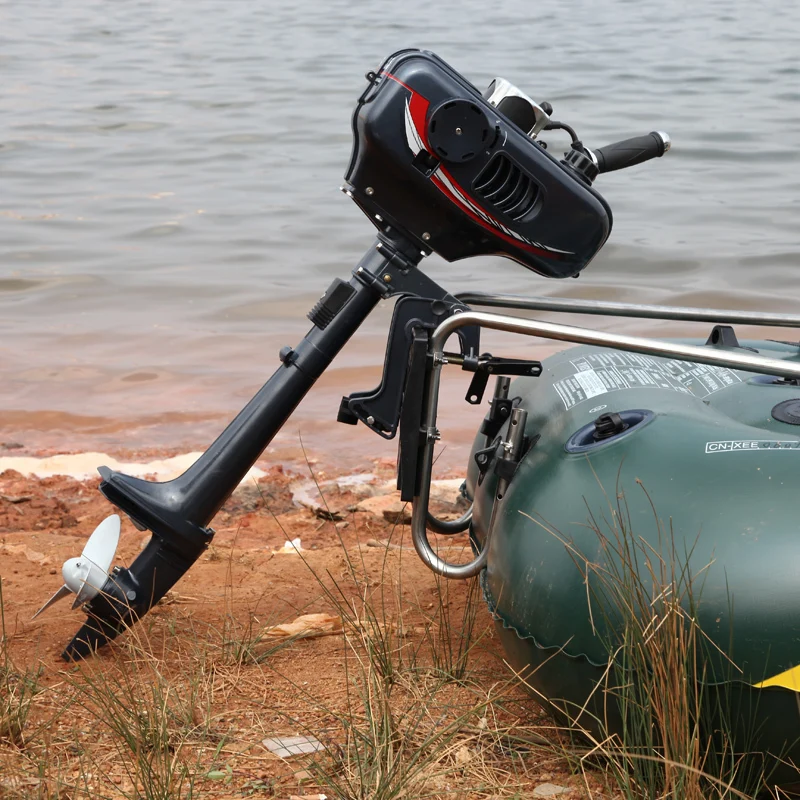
411;307;800;579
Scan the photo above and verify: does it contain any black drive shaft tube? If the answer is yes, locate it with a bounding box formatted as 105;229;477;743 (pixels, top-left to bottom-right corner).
63;237;420;659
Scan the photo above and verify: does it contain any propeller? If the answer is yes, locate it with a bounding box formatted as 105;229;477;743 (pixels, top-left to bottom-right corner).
32;514;121;619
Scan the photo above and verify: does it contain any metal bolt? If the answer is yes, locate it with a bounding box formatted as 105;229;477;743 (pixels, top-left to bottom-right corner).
427;427;442;442
455;127;462;135
366;415;375;425
383;274;392;283
422;232;431;241
365;186;374;196
375;214;383;222
126;590;137;601
376;242;382;250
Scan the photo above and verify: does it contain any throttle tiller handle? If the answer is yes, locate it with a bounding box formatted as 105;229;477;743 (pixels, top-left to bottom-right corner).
591;131;671;173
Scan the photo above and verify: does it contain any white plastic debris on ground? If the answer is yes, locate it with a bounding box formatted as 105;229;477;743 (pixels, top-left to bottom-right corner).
532;783;573;797
262;734;325;758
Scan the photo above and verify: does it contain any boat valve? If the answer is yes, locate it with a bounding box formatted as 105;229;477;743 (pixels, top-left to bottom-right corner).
593;412;628;441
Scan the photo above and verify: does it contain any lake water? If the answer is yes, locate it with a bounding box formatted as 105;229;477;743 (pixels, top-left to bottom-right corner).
2;0;800;467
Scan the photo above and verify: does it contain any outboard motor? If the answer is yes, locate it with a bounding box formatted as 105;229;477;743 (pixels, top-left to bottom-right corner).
34;48;668;660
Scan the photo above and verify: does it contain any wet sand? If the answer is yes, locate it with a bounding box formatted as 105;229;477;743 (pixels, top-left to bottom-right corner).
3;300;798;477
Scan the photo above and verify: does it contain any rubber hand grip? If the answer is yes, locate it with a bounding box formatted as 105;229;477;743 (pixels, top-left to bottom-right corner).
592;131;670;174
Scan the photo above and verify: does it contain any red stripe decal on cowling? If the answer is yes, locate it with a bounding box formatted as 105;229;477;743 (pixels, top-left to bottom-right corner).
383;70;566;261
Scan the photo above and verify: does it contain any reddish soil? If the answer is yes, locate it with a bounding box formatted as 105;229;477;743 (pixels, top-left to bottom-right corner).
0;458;600;799
0;458;463;660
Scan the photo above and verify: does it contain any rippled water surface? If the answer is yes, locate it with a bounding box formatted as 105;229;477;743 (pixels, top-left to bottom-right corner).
2;0;800;459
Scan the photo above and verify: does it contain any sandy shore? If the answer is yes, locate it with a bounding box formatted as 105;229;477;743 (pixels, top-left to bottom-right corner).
1;449;610;798
0;450;589;799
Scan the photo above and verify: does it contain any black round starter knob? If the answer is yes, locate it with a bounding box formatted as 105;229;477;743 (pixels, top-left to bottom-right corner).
427;99;492;163
593;412;628;441
772;399;800;425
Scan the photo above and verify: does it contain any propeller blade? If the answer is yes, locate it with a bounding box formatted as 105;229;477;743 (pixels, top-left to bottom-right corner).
33;514;121;620
72;561;111;608
32;584;72;619
81;514;120;573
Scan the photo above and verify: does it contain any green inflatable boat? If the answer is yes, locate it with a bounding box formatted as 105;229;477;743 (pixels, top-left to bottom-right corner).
462;332;800;787
406;300;800;790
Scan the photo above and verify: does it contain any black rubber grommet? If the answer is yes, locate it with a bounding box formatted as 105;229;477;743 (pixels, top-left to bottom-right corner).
772;399;800;425
565;409;654;453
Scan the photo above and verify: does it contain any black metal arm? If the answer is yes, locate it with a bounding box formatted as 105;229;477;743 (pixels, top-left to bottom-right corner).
64;232;464;659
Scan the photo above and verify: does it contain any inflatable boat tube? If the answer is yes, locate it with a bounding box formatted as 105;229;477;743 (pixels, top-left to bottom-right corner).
467;338;800;786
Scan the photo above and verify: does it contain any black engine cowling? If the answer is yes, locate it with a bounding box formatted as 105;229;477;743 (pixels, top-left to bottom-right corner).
344;49;613;279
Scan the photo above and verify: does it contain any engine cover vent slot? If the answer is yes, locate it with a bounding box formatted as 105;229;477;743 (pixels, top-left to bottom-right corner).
473;154;538;221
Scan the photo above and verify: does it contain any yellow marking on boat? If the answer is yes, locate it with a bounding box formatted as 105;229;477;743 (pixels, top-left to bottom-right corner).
755;664;800;691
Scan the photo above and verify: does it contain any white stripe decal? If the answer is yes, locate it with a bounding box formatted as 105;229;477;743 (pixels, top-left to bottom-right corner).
403;99;423;156
436;170;493;224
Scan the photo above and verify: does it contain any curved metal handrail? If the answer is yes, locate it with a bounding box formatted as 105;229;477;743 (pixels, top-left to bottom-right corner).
410;310;800;579
456;292;800;327
426;507;473;534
